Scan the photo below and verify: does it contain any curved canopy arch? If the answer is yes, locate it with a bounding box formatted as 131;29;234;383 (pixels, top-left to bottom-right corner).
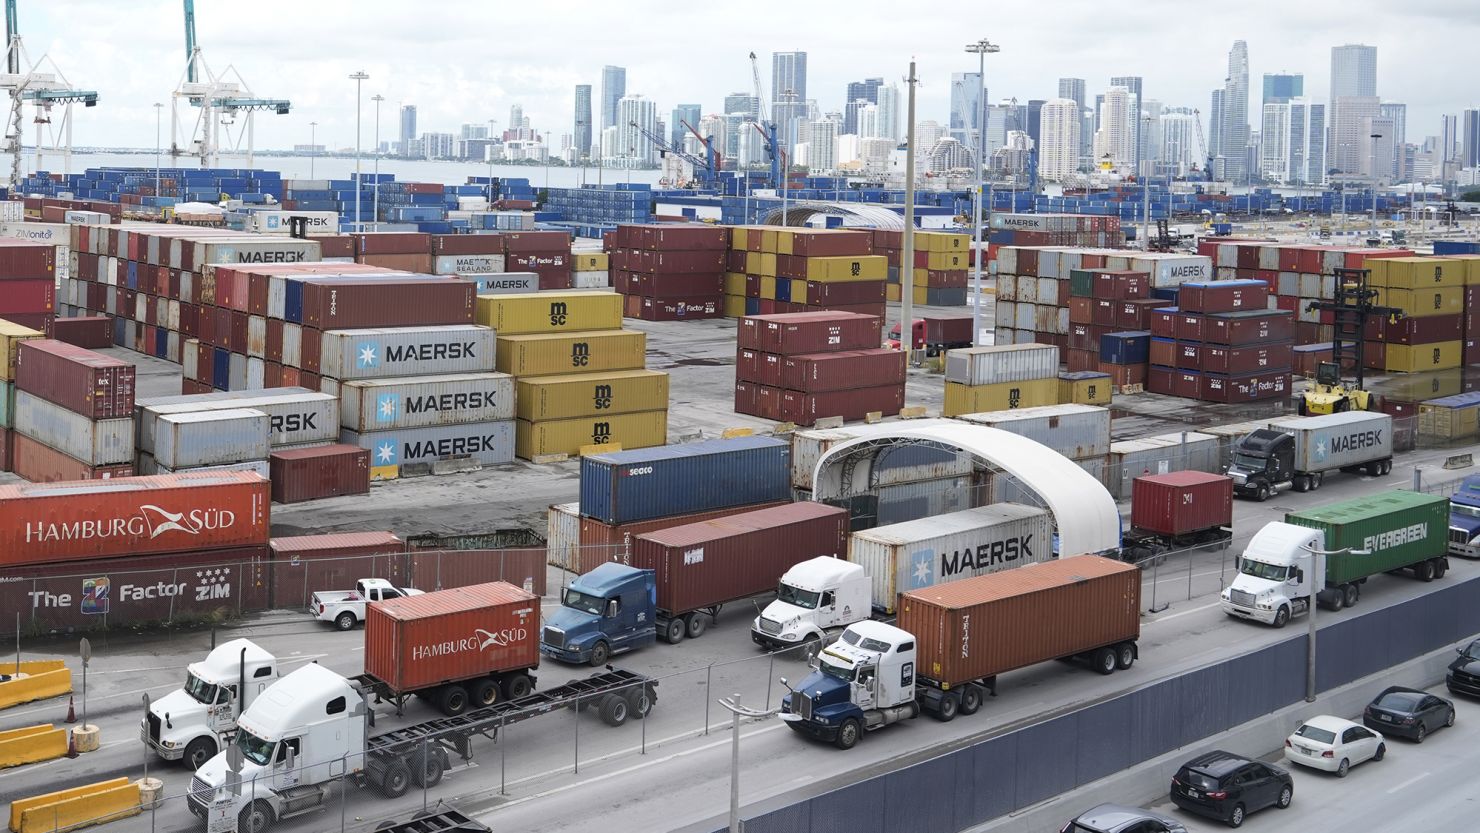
757;201;905;229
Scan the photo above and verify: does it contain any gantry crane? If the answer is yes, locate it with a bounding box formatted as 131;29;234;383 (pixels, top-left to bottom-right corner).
0;0;98;187
628;120;718;189
1192;108;1212;183
171;0;290;169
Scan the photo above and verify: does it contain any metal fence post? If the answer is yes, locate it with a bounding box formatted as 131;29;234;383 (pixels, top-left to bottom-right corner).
1187;545;1195;601
573;692;580;774
421;737;429;811
500;715;507;794
765;653;776;711
1148;552;1167;613
1413;465;1423;492
704;664;713;735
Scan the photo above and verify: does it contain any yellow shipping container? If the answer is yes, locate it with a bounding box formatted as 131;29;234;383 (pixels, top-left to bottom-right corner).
728;226;747;250
571;252;609;271
1058;374;1113;406
759;276;777;300
1383;341;1462;373
745;251;778;277
886;283;901;302
1370;256;1465;290
1375;286;1463;318
724;295;747;318
517;410;668;459
943;379;1057;417
926;251;968;270
496;330;647;376
476;292;623;334
800;255;888;282
724;272;747;295
516;369;670;420
918;231;970;253
1418;399;1480;440
0;320;43;381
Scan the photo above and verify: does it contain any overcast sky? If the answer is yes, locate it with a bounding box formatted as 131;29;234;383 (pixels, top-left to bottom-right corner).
26;0;1480;151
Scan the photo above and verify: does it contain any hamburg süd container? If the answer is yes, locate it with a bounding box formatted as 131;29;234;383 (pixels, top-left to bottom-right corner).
268;444;371;504
515;410;667;459
318;326;498;381
515;369;669;421
953;403;1111;460
945;343;1060;386
1284;490;1448;584
153;408;269;470
1129;471;1233;537
364;581;540;695
136;388;339;451
474;291;623;335
14;339;135;419
495;330;647;377
339;373;515;432
579;435;791;525
12;390;133;465
339;419;516;478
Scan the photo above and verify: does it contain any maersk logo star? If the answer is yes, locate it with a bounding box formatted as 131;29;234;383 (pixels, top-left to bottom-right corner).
376;394;397;422
910;550;933;588
358;343;379;368
375;441;397;465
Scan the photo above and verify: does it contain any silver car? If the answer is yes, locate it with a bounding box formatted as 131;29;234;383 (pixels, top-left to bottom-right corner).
1062;803;1188;833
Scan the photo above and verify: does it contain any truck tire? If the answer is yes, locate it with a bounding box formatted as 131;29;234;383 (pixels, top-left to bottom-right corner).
834;718;862;750
1294;475;1309;492
471;678;500;707
599;692;630;727
239;800;275;833
1342;583;1359;608
1091;647;1117;675
958;684;982;715
184;736;216;771
588;640;611;667
1273;606;1290;628
626;684;654;719
1416;560;1436;582
1380;460;1392;476
335;611;357;631
662;618;685;644
1115;643;1136;670
934;692;959;722
1365;461;1381;476
379;759;412;798
503;673;534;701
1435;558;1449;579
685;613;707;639
409;748;445;788
1256;484;1270;502
1311;472;1324;489
437;684;469;716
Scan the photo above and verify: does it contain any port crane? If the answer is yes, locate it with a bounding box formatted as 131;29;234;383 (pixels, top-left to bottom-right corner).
747;51;783;189
171;0;290;169
627;119;719;189
0;0;99;188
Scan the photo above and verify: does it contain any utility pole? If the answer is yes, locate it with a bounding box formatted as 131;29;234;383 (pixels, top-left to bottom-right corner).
308;121;317;178
1369;132;1381;240
371;94;384;232
349;70;368;232
901;60;919;355
965;39;999;346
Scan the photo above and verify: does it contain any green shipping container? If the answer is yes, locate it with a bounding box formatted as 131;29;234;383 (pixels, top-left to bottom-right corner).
1285;490;1448;585
1068;269;1096;298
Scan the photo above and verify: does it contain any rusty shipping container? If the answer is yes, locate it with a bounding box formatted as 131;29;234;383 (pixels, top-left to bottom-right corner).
1129;471;1233;537
300;279;475;329
15;339;136;419
405;549;547;597
577;501;790;575
11;432;133;482
897;557;1141;687
268;531;404;610
363;582;541;695
630;502;848;615
780;349;906;392
268;444;371;503
45;316;113;349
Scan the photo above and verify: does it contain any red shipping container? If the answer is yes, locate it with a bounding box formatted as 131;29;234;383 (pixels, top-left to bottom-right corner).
1097;363;1146;387
1178;281;1270;314
1095;270;1150;300
734;380;760;414
1068;297;1095;325
1366;313;1462;346
1130;471;1233;537
537;270;574;291
229;310;248;354
0;240;55;278
502;231;573;254
781;384;904;426
507;252;569;271
780;349;906;392
1467;339;1480;367
577;501;790;575
300;280;474;328
15;340;136;419
11;432;133;482
1172;369;1203;399
1149;337;1177;367
430;234;504;256
630;502;848;615
0;280;54;314
1201;370;1291;403
1293;343;1334;377
1149;310;1178;339
924;315;973;345
1115;299;1162;330
802;280;887;306
757;385;785;420
1147;366;1176;396
635;272;725;298
364;582;539;696
352;232;431;256
735;348;764;384
1199;341;1293;375
745;311;882;355
1174;312;1206;342
1091;299;1117;327
45;317;113;349
1068;323;1099;351
626;249;725;273
634;296;723;321
1175;340;1202;370
265;318;284;363
269;444;370;504
627;225;729;251
268;531;404;610
1202;310;1295;345
1066;348;1098;371
792;230;872;257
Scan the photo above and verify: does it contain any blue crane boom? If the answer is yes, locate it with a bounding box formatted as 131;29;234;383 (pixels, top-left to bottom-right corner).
629;120;717;188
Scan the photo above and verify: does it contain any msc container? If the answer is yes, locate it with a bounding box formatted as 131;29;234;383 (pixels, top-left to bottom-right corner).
1105;431;1219;500
576;501;791;575
942;378;1058;417
945;343;1059;386
268;444;371;503
954;403;1111;459
363;582;540;696
340;419;515;475
1265;412;1393;474
546;502;581;571
849;504;1053;614
319;326;498;381
0;320;45;381
779;349;906;392
515;369;669;421
12;390;133;465
10;432;133;482
154;409;269;469
474;291;623;335
339;372;515;431
1417;392;1480;439
515;410;667;459
495;330;647;377
580;435;791;525
15;340;135;419
1284;490;1448;584
137;389;338;451
897;556;1141;687
737;312;882;355
0;470;270;566
1129;471;1233;537
630;502;848;615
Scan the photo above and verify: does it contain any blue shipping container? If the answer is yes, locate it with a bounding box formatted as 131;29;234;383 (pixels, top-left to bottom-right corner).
1100;331;1151;365
579;436;792;525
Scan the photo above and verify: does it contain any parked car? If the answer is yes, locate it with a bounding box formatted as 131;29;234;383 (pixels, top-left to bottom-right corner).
1062;804;1187;833
1363;686;1456;742
311;578;423;631
1169;750;1293;828
1283;715;1385;777
1446;640;1480;698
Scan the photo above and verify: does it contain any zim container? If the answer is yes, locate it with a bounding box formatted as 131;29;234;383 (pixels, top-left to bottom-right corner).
1284;490;1448;584
268;444;371;504
737;312;882;355
1129;471;1233;537
779;349;905;392
300;279;475;329
364;581;540;694
781;384;904;426
515;410;668;459
494;330;646;376
474;291;623;335
579;435;791;525
515;369;669;421
15;340;134;420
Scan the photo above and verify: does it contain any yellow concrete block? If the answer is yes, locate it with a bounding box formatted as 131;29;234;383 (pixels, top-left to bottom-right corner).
0;725;66;770
0;661;71;711
11;777;139;833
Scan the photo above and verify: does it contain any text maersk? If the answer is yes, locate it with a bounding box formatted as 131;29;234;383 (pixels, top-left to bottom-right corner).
232;251;309;263
404;434;502;459
940;535;1034;577
385;342;478;363
404;391;499;414
1330;429;1384;454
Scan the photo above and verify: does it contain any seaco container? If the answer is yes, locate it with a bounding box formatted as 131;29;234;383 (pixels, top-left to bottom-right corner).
339;373;515;431
1129;471;1233;537
268;444;371;504
15;340;136;419
0;470;270;566
474;291;623;335
849;504;1053;614
954;404;1111;460
515;369;669;421
494;330;646;377
945;343;1059;386
154;409;269;469
13;390;133;465
630;502;848;615
363;581;540;695
898;556;1141;687
319;326;498;382
136;388;339;451
579;435;791;525
1284;490;1448;585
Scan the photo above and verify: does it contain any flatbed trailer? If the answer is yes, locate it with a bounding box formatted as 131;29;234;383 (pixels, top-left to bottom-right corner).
370;807;490;833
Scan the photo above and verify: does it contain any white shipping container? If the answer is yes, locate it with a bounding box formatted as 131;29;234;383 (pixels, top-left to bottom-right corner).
340;372;516;431
182;338;200;381
1112;253;1213;287
546;502;581;570
1277;272;1300;296
995;301;1016;329
434;254;504;274
945;343;1059;386
997;246;1018;274
137;454;271;478
0;201;22;220
249;211;339;235
1257;245;1282;271
1013;302;1035;331
1105;431;1219;498
182;238;322;270
0;220;68;243
995;274;1016;301
573;270;609;289
993;326;1012;346
319;326;498;381
154;408;270;469
268;276;287;319
339;419;516;470
849;504;1053;613
954;403;1112;459
13;390;133;465
1299;273;1325;299
246;357;266;390
788;418;967;491
467;273;538;294
282;323;302;367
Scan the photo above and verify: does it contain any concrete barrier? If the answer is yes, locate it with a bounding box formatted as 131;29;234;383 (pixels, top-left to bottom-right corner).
0;725;66;769
8;777;141;833
0;661;72;711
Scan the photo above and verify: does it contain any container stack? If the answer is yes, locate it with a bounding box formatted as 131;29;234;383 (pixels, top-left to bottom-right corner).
953;404;1113;502
0;321;44;469
1095;331;1151;388
570;251;611;289
722;227;888;320
11;339;136;481
943;343;1060;417
1147;279;1293;403
0;238;59;331
609;224;728;320
1104;431;1220;500
734;311;901;426
1366;257;1467;373
987;214;1121;248
480;291;667;459
1065;268;1156;371
874;230;970;306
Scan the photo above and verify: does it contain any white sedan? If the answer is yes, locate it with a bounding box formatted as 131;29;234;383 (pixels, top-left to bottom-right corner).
1284;714;1386;777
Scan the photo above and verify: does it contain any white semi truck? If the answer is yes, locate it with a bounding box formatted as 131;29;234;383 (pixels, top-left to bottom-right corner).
750;557;872;652
142;638;279;770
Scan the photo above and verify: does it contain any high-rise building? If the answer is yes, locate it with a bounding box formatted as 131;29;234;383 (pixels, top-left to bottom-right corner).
856;104;880;139
574;85;593;160
843;78;883;134
1330;45;1378;104
1040;98;1081;181
1208;88;1225;160
1260;102;1292;181
949;72;983;148
1110;76;1143;169
723;92;759;122
1332;96;1380;177
420;132;455;159
1302;102;1327;184
916;120;945;149
600;65;626;134
1441;114;1459;164
1057;78;1085;108
616;94;656;167
671;104;701;147
808;119;837;172
1027;100;1046;149
771;51;808;150
1262;73;1304;106
1059;78;1090;163
1221;41;1251;183
459;123;489;141
510;104;526;132
1093;86;1136;170
1158;108;1199;177
1463;110;1480;168
1361;117;1396;182
399;105;417;155
1381;102;1407;179
876;84;901;142
1139;99;1162;176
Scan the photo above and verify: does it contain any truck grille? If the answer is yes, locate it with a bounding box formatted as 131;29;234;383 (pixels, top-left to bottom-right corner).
1454;669;1480;686
1229;589;1257;608
147;712;161;742
793;693;813;720
543;627;565;649
759;617;782;636
1451;527;1469;546
190;776;213;805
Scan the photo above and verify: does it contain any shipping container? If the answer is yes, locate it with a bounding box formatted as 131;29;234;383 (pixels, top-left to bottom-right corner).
268;444;371;503
12;390;133;465
897;556;1141;687
515;410;667;459
945;343;1059;386
546;502;582;571
268;531;403;610
0;319;45;381
942;378;1058;417
1284;490;1448;584
340;419;515;478
495;330;646;377
849;504;1053;614
738;312;882;355
779;349;905;392
631;502;848;615
1417;392;1480;439
404;548;546;596
154;408;268;469
953;403;1111;459
780;384;903;426
465;273;538;294
15;340;135;420
10;431;133;482
474;291;623;335
318;326;497;382
136;457;270;478
576;501;791;575
515;369;669;421
1177;279;1270;314
1105;432;1219;499
788;419;967;491
434;254;504;274
339;372;515;431
1264;412;1393;473
1129;471;1233;537
580;435;791;525
137;388;338;451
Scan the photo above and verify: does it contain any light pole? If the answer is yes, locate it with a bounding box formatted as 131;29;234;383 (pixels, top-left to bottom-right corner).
1142;115;1152;250
1369;132;1382;240
901;60;919;354
965;38;999;345
153;103;163;197
309;121;317;178
716;693;778;833
349;70;369;232
371;94;384;232
1300;542;1369;702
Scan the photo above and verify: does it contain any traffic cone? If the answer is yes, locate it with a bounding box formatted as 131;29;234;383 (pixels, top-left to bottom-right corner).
65;729;78;759
64;695;76;724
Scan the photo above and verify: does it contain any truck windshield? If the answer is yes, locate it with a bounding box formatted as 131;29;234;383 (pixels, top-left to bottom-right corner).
838;630;892;653
819;658;855;682
562;589;606;616
1240;558;1289;581
1231;453;1268;470
236;728;274;766
184;672;220;705
776;583;821;609
1451;502;1480;520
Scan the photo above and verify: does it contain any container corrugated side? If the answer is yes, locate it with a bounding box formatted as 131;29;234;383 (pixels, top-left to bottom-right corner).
11;432;133;482
15;339;136;419
1285;490;1448;583
12;390;133;465
787;418;962;490
0;320;45;381
1129;472;1233;536
495;330;647;377
1267;412;1393;473
340;419;515;476
579;435;791;525
137;389;338;451
577;501;791;575
944;343;1059;386
474;292;623;335
515;370;669;421
1105;432;1219;499
268;444;370;503
516;410;667;459
318;326;498;381
340;373;515;431
954;403;1111;459
546;503;581;571
364;582;539;693
155;408;269;469
849;504;1052;613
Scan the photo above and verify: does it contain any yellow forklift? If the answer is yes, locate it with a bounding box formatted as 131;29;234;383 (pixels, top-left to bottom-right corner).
1299;267;1403;416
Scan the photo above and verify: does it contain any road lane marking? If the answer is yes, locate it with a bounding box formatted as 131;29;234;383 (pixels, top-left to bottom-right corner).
1387;772;1429;793
1151;601;1221;622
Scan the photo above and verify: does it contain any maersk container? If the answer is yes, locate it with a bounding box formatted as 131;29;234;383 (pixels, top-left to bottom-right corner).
339;419;516;469
136;388;338;451
340;372;515;431
787;418;965;490
1105;432;1219;499
1265;412;1393;474
319;326;498;381
12;390;133;465
945;343;1059;386
1285;490;1448;584
154;408;270;469
874;476;972;527
849;504;1053;613
580;435;791;525
954;403;1111;459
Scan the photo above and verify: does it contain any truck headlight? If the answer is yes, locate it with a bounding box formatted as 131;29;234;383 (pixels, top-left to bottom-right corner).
162;740;177;749
815;716;829;726
781;632;800;641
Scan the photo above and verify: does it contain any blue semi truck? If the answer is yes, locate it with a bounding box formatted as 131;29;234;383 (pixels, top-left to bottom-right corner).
1448;474;1480;558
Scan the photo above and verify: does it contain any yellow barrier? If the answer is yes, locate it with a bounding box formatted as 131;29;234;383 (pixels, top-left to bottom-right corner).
9;777;140;833
0;661;72;711
0;725;66;769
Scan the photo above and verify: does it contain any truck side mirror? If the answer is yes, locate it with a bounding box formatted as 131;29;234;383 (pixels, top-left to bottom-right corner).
606;600;618;618
284;746;295;770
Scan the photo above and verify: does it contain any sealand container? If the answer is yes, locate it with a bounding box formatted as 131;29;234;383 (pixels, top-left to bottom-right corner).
779;349;905;392
630;502;848;615
154;408;269;469
546;502;581;571
15;339;136;419
580;435;791;525
136;388;338;451
1129;471;1233;537
364;582;540;695
340;419;515;479
474;291;623;335
576;500;791;574
945;343;1059;386
268;443;371;503
268;531;402;609
13;390;133;465
515;369;669;421
515;410;667;459
10;431;133;482
495;330;646;377
897;556;1141;687
850;504;1053;614
434;254;504;274
953;403;1111;459
1284;490;1448;584
318;326;498;381
0;320;44;380
340;372;515;431
787;418;967;491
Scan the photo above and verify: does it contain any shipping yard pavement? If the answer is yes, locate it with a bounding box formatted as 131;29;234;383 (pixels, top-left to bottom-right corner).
0;446;1475;833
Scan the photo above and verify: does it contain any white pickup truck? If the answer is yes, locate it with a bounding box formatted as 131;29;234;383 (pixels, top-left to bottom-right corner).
310;578;422;631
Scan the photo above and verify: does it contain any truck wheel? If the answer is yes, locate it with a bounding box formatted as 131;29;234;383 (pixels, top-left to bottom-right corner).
662;618;686;644
335;611;357;631
588;640;611;667
238;800;275;833
1115;643;1136;670
1293;475;1309;492
471;678;500;708
599;692;630;726
1365;461;1381;477
1416;560;1436;582
1091;647;1117;675
1342;584;1359;608
685;613;707;639
409;748;445;788
1435;558;1449;579
626;684;654;719
1311;472;1324;489
379;759;412;798
834;718;862;750
437;684;469;716
1380;460;1392;476
934;693;959;722
1273;606;1290;628
184;737;216;771
958;684;982;715
1256;484;1270;502
503;673;534;701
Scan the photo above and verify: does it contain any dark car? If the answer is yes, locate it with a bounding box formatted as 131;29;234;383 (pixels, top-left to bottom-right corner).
1062;804;1187;833
1363;685;1456;742
1169;750;1292;828
1446;640;1480;699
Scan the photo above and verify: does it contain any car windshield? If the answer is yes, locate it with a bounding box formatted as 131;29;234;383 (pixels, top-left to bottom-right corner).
1376;691;1422;711
1231;453;1268;470
776;583;821;610
1451;503;1480;520
236;728;274;766
1464;641;1480;660
819;657;855;682
838;630;891;653
1294;724;1337;743
184;672;219;705
562;589;606;616
1240;558;1288;581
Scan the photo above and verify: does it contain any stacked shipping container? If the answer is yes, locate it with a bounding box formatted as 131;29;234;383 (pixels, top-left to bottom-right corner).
11;339;136;481
734;311;901;426
875;230;970;307
0;321;44;469
943;343;1060;416
722;227;889;319
1367;257;1474;373
1146;279;1293;403
0;238;59;331
610;224;727;321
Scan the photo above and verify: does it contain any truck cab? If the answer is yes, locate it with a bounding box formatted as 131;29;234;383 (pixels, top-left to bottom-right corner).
1226;429;1294;500
540;562;657;666
143;638;278;770
1448;475;1480;558
778;620;920;749
1220;522;1325;627
752;557;871;652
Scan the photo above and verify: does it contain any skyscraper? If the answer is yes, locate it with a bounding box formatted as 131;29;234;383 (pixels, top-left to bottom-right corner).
1381;102;1407;179
949;72;983;148
600;65;626;134
573;85;592;160
1093;87;1136;170
843;78;883;134
399;105;417;155
616;94;656;166
1330;45;1378;104
771;51;808;150
1158;108;1200;176
808;119;838;172
1221;41;1251;183
876;84;901;142
1303;102;1327;184
1331;96;1380;177
1463;110;1480;168
1027;100;1046;149
1262;74;1304;106
1260;103;1292;181
1058;78;1089;163
1110;76;1143;170
1040;98;1081;181
1441;114;1459;164
671;104;701;147
723;93;759;121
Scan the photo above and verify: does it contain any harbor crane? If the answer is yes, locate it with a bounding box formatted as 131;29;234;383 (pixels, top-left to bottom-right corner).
1;0;99;188
747;51;783;188
171;0;290;168
628;119;719;189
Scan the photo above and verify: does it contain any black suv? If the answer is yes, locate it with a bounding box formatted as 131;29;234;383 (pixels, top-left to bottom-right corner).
1170;750;1293;828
